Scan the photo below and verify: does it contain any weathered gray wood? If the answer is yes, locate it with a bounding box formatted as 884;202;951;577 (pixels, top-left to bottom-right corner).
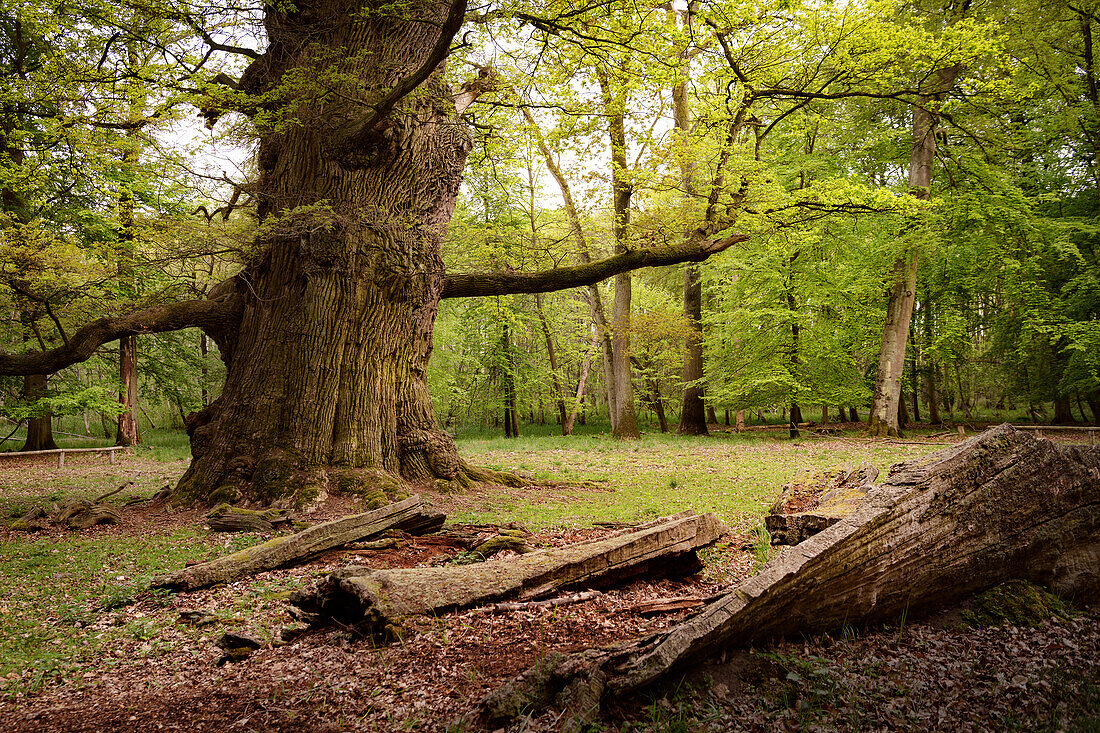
294;512;727;628
153;495;444;591
474;426;1100;730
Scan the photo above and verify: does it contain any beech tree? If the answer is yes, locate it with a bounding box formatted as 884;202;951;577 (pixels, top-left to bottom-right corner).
0;0;742;503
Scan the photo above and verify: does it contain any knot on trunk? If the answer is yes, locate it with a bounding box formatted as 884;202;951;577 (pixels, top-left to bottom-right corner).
399;428;459;480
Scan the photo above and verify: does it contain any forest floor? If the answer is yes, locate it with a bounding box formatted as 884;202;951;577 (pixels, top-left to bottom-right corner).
0;425;1096;731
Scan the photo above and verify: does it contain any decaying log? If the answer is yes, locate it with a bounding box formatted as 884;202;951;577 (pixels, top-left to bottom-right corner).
10;505;47;531
474;590;604;615
293;511;727;630
473;426;1100;730
205;503;293;533
153;495;445;591
765;463;878;545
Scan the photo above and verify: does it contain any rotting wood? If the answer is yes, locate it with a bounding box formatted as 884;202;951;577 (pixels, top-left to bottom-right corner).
205;503;293;533
292;511;727;631
473;591;604;615
625;593;726;616
765;463;878;546
153;495;444;591
472;426;1100;731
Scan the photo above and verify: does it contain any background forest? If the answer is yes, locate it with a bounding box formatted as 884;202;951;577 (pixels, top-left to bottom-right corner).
1;0;1099;451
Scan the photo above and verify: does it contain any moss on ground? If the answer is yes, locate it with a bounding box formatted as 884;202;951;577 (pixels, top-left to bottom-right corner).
962;580;1075;629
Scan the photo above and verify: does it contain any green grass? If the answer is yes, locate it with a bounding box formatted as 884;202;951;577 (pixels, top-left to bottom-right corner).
451;429;943;529
0;529;209;694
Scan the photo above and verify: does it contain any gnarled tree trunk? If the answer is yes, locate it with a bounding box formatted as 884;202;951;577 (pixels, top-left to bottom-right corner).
174;0;476;503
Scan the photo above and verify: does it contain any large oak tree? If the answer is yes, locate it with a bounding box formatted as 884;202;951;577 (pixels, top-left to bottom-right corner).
0;0;741;504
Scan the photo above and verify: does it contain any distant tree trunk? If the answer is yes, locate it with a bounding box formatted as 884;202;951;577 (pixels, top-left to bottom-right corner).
502;324;519;438
115;122;140;448
735;409;745;431
1087;391;1100;425
651;383;668;433
848;406;859;423
116;336;139;446
534;294;568;433
563;335;597;436
706;404;718;425
898;389;909;428
1053;397;1076;425
21;374;57;452
868;65;962;437
724;409;730;426
790;403;803;424
598;68;640;440
821;405;828;424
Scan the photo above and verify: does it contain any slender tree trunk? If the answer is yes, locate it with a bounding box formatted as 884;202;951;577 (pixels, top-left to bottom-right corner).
116;337;139;446
868;65;962;437
671;7;707;436
501;324;519;439
821;405;828;424
598;67;640;440
735;409;745;431
534;294;568;434
563;334;597;436
115;85;140;448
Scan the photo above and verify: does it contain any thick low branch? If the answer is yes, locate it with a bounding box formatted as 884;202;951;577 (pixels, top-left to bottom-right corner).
441;233;747;299
0;291;243;377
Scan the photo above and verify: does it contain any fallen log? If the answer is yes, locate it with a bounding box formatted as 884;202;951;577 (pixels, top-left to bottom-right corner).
152;495;445;591
205;503;293;533
473;425;1100;731
765;463;878;545
292;511;727;630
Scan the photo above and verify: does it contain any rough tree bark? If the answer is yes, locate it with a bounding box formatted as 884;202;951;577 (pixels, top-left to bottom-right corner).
597;66;641;440
475;425;1100;730
868;65;963;437
21;373;57;452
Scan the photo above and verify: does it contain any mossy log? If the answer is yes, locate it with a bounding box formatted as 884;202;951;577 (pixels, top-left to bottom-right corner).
473;426;1100;731
205;503;292;533
153;495;444;591
293;511;727;629
54;499;122;530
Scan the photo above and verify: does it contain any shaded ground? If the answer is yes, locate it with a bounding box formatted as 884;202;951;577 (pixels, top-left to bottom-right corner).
0;430;1096;731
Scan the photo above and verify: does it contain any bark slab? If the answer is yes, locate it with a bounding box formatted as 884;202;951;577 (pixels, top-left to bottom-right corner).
293;511;727;629
153;495;444;591
473;426;1100;730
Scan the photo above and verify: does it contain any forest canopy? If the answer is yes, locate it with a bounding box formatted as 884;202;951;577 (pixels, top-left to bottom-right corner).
0;0;1097;501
